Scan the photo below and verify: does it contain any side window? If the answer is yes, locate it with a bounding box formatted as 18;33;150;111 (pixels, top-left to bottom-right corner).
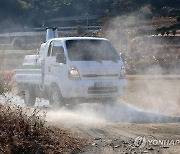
51;46;64;57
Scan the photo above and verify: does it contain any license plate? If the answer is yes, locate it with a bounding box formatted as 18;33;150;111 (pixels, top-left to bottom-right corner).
94;82;113;87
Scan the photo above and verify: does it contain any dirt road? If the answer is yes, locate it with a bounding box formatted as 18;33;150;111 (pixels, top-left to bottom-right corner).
80;123;180;154
1;77;180;154
45;101;180;154
46;77;180;154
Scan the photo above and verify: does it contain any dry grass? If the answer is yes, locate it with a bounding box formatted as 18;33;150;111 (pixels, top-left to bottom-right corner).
0;77;12;94
0;104;87;154
0;72;87;154
0;49;36;70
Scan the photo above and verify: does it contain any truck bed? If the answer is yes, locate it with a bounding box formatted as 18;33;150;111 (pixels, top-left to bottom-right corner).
15;69;42;84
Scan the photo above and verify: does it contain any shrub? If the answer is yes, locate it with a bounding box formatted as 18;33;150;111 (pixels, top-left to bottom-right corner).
160;30;165;36
0;105;87;153
172;29;176;36
0;77;10;94
76;25;85;35
177;16;180;22
166;30;170;36
154;31;159;36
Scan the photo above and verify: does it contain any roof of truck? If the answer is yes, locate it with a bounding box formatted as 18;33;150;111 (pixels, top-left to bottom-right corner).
48;37;108;42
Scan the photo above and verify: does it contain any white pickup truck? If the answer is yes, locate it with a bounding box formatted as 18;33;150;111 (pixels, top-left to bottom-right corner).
15;28;126;108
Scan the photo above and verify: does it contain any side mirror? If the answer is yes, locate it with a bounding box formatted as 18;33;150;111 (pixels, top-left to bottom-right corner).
56;53;66;64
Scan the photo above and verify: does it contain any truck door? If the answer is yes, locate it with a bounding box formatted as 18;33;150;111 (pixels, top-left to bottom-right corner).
44;41;67;90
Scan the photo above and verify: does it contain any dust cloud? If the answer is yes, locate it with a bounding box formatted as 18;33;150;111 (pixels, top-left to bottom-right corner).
100;7;180;119
44;7;180;125
125;77;180;116
45;100;180;126
1;91;180;125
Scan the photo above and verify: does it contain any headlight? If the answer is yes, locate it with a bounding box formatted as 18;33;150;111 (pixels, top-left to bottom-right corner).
68;67;81;80
119;66;126;79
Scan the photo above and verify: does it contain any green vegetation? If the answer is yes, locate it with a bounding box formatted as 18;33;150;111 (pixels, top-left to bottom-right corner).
166;30;170;36
156;22;180;33
76;25;85;35
0;0;179;28
161;30;165;36
172;29;176;36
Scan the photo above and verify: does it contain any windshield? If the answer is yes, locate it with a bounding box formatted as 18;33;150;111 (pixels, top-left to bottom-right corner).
66;40;120;61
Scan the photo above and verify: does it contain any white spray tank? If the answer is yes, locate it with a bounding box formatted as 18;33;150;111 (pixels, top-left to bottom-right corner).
46;27;58;42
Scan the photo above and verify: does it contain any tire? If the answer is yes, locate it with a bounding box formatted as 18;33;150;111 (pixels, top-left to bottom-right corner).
50;86;65;109
24;88;36;107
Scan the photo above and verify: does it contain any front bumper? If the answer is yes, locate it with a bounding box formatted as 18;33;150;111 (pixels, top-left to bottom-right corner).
61;79;126;98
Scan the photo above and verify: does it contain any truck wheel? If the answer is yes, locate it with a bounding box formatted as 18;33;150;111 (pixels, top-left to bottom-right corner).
24;89;36;107
50;86;65;109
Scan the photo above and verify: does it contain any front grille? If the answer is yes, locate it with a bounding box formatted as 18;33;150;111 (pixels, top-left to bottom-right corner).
88;86;118;94
82;74;118;78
